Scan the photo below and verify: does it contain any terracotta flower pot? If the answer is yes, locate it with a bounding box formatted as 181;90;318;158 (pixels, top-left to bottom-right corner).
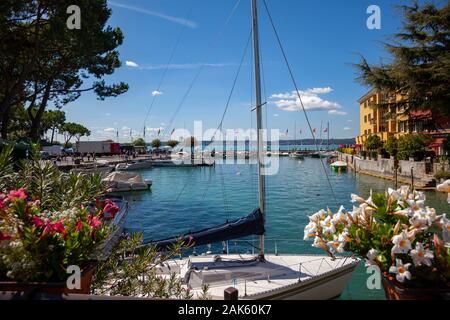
381;273;450;300
0;263;95;295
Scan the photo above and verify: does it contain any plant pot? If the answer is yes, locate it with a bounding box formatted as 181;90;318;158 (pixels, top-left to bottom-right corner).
0;263;95;295
381;273;450;300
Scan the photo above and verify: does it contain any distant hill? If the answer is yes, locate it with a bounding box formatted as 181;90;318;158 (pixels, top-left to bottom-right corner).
278;138;356;146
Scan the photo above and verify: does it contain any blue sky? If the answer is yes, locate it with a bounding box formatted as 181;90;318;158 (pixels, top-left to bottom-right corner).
59;0;423;142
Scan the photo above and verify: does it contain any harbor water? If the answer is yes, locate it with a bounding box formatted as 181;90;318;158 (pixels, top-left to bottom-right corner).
122;156;449;300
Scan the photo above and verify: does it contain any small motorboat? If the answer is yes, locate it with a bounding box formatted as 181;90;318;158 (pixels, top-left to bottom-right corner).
330;161;348;172
115;159;152;171
289;151;305;160
102;171;152;192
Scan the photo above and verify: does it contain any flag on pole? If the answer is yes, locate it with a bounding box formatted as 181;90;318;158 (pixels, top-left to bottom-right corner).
312;128;316;134
143;126;146;138
323;127;328;133
285;129;289;136
299;129;302;135
157;128;161;135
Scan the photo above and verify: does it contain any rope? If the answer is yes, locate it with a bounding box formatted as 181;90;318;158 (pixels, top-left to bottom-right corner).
211;29;252;142
142;3;194;132
164;0;242;135
261;0;339;208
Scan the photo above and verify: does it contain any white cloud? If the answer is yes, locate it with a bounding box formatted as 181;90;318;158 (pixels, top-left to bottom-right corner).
343;127;351;131
347;119;353;123
121;126;130;131
109;1;198;29
104;128;116;133
273;114;279;117
270;87;342;112
152;90;163;96
125;60;139;68
105;113;111;117
328;110;347;116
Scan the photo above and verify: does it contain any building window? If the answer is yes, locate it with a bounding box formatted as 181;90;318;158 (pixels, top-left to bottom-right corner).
364;115;367;123
364;130;367;135
368;129;372;134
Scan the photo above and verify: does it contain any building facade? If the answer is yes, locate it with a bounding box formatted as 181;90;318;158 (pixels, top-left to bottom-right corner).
356;89;450;155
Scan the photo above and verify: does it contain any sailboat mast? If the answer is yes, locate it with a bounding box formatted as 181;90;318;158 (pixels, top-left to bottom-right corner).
251;0;266;259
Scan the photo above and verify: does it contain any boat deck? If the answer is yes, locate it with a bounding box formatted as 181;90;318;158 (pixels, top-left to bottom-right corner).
157;254;359;300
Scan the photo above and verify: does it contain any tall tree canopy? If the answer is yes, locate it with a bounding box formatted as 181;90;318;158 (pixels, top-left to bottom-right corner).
355;1;450;116
0;0;128;140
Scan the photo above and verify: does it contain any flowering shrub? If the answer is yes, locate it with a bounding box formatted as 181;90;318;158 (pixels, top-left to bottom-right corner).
0;188;119;282
304;186;450;288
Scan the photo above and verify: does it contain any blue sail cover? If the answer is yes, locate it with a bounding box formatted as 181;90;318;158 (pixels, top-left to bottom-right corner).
149;208;265;250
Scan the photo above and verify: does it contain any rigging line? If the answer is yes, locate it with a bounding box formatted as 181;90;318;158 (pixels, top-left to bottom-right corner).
261;0;339;208
142;3;194;129
211;29;252;142
164;0;242;134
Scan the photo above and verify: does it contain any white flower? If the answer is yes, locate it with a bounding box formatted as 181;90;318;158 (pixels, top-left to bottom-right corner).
303;222;317;240
320;216;336;235
409;242;433;267
388;187;399;200
366;248;379;262
391;231;412;254
312;236;327;250
332;206;348;225
441;214;450;247
326;235;345;253
308;209;326;223
389;259;412;283
350;194;365;204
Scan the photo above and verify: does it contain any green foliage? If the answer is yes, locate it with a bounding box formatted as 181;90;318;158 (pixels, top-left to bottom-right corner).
0;146;104;211
60;122;91;147
397;134;426;160
370;150;378;159
385;136;398;157
151;139;161;149
443;137;450;155
364;135;382;151
167;140;179;148
354;2;450;116
133;138;146;147
91;233;199;299
434;171;450;181
360;150;367;158
0;0;128;140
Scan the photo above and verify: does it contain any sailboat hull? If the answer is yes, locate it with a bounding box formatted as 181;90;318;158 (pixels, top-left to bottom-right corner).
157;254;359;300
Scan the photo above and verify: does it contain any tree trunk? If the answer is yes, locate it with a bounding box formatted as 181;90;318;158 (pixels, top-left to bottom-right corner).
50;127;55;143
30;80;52;142
0;105;11;140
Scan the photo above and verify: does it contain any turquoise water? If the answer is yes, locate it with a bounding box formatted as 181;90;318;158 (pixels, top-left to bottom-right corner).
122;157;449;300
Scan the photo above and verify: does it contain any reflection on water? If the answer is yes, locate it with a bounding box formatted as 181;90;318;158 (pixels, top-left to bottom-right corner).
122;157;449;300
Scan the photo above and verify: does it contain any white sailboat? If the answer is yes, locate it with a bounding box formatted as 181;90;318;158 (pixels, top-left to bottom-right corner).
154;0;359;300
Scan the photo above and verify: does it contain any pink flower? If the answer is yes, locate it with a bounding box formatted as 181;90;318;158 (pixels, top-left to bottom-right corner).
89;215;102;228
0;198;5;210
0;231;12;241
6;188;27;202
103;200;119;219
75;220;83;232
42;220;65;236
32;216;44;227
30;199;41;207
53;221;65;234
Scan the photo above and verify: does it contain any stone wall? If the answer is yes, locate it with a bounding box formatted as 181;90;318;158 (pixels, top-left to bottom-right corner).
338;153;435;186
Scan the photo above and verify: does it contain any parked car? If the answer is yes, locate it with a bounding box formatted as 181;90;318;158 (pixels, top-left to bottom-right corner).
39;151;51;160
63;147;74;155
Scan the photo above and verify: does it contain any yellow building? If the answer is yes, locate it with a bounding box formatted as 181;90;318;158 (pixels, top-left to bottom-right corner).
356;89;398;145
